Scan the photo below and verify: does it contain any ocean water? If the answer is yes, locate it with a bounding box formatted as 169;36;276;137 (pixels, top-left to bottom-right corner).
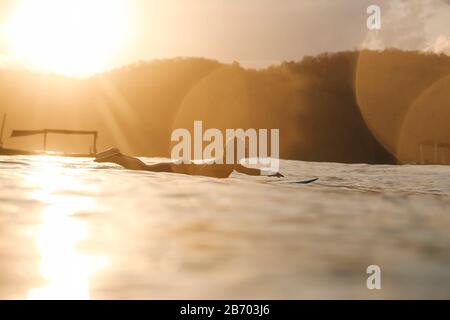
0;155;449;299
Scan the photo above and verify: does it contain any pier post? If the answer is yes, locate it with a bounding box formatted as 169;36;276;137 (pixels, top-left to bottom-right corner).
43;131;47;152
93;133;98;155
419;144;424;164
0;114;6;148
434;143;438;164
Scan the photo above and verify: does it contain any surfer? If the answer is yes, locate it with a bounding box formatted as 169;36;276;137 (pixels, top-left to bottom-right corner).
94;147;284;178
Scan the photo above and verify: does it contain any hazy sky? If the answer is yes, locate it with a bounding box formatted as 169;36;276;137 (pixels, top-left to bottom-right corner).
0;0;449;75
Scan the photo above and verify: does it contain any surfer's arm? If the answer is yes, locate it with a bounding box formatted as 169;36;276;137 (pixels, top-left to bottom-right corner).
234;164;284;177
234;164;283;177
234;164;261;176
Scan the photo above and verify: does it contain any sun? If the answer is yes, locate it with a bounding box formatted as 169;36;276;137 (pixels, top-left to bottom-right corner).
5;0;129;77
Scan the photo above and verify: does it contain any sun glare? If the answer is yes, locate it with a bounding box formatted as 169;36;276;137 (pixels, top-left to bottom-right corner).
26;158;107;299
5;0;129;77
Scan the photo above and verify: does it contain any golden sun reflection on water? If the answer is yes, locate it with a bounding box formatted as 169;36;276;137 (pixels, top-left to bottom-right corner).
26;158;107;299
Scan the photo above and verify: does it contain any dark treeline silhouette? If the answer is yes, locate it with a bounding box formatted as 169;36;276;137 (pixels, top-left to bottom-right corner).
0;49;449;164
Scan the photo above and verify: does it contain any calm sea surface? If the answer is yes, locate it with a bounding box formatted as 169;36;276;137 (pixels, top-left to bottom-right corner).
0;156;449;299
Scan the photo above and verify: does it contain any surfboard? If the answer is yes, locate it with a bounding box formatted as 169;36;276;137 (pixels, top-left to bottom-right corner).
268;178;319;185
290;178;319;184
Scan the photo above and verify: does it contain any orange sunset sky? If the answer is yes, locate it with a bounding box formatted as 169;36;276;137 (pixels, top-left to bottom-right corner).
0;0;448;77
